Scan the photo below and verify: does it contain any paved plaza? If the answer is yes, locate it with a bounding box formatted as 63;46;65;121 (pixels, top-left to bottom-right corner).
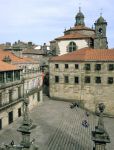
0;96;114;150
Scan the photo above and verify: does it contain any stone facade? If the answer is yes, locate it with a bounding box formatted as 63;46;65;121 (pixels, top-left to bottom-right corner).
0;69;43;130
49;61;114;116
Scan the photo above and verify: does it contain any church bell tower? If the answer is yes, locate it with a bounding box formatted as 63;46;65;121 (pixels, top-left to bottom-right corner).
94;14;108;49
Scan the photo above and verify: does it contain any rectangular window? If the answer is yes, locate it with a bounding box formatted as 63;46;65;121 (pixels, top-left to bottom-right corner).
95;77;101;84
18;108;21;117
14;71;20;80
95;64;101;71
37;92;40;102
74;77;79;84
75;64;79;69
0;119;2;130
8;111;13;124
65;64;69;69
85;76;91;83
55;76;59;83
85;64;91;71
108;77;113;84
0;72;4;83
64;76;69;83
6;71;13;82
55;64;59;69
108;64;114;71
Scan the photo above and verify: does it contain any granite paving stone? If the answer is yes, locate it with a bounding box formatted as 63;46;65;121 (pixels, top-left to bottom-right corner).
0;95;114;150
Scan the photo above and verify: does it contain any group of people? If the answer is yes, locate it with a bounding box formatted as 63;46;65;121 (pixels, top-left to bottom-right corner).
82;111;90;128
70;102;90;128
70;102;79;109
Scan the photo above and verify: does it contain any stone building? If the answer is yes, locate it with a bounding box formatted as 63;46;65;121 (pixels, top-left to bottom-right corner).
49;48;114;116
0;49;43;130
50;8;108;56
0;61;23;129
49;8;114;116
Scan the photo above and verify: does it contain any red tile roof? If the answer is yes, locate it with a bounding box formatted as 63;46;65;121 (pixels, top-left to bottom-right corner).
0;61;20;71
50;48;114;62
0;49;36;63
55;33;95;40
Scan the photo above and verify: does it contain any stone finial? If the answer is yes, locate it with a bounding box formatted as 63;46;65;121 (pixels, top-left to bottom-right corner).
92;103;110;150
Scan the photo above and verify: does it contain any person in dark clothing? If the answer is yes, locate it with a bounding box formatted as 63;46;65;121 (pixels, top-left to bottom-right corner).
82;120;89;128
85;111;90;117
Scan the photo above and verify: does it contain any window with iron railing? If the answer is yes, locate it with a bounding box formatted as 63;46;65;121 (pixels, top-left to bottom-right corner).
107;77;113;84
95;77;101;84
95;64;101;71
85;76;91;83
85;64;91;71
108;64;114;71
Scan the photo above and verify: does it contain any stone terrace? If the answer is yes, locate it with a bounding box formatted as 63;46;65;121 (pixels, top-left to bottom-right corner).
0;96;114;150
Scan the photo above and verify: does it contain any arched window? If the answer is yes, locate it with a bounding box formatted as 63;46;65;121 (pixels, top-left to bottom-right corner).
68;42;77;52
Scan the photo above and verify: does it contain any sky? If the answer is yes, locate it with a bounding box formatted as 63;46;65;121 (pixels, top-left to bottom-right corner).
0;0;114;48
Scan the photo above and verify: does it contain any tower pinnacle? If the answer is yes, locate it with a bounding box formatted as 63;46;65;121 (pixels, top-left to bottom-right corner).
75;8;85;26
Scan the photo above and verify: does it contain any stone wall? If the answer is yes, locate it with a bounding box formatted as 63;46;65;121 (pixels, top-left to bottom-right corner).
49;62;114;116
0;71;43;130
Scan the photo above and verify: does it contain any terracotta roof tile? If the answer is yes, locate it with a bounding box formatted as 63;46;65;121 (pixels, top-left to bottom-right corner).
50;48;114;62
0;61;20;71
55;33;95;40
0;49;36;63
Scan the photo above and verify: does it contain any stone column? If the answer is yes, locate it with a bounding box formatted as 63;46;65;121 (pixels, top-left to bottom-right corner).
92;103;110;150
17;97;32;148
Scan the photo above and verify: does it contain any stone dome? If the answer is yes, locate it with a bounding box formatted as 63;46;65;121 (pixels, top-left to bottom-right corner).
96;16;106;24
76;7;84;18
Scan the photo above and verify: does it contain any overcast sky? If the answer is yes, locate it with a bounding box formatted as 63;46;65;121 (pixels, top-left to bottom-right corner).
0;0;114;48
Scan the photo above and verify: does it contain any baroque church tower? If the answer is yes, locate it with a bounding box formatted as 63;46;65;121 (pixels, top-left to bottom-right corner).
94;14;108;49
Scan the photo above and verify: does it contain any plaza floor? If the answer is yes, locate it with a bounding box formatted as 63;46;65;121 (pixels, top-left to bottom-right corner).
0;95;114;150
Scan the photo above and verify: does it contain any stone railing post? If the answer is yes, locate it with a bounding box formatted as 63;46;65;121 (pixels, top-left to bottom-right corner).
92;103;110;150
